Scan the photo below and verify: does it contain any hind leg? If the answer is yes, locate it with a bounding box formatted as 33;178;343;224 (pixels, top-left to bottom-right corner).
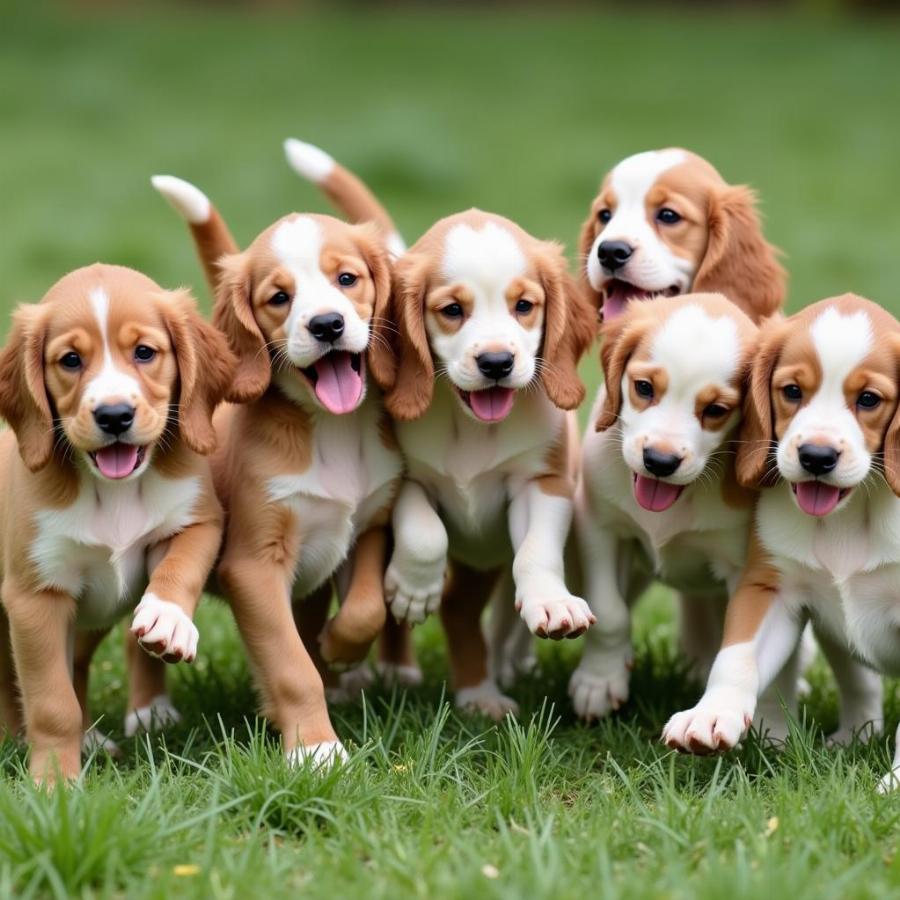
376;616;423;686
123;628;181;738
73;628;121;755
0;606;22;738
488;569;535;690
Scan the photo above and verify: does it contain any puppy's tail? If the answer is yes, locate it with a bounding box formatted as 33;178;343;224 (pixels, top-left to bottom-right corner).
283;138;405;257
151;175;239;296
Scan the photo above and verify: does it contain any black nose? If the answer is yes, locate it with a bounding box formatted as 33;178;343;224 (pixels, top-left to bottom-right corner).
308;312;345;343
798;443;839;476
643;447;682;478
597;240;634;272
476;351;515;381
94;403;135;437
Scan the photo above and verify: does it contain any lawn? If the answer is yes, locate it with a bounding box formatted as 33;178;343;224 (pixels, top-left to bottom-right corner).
2;3;900;898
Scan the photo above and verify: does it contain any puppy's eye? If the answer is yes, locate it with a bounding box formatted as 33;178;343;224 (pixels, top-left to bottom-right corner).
783;384;802;402
515;299;534;315
634;379;654;399
269;291;291;307
857;390;881;410
134;345;156;363
337;272;358;287
597;209;612;224
704;403;729;419
441;303;464;320
656;208;681;225
60;351;82;371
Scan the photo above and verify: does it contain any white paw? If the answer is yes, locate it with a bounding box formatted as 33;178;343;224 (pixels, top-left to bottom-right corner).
455;679;519;721
517;592;595;639
384;556;445;625
375;661;424;687
662;690;754;753
82;727;121;757
494;653;538;690
124;694;182;737
130;594;199;663
877;768;900;794
325;665;374;704
568;654;631;721
827;719;882;747
286;740;348;768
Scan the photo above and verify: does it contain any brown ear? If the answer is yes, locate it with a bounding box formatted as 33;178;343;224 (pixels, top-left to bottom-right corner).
536;242;596;410
162;290;239;455
0;305;53;472
577;208;602;317
351;223;395;392
694;185;786;324
382;252;433;420
594;308;649;432
212;253;270;403
735;319;786;488
882;334;900;496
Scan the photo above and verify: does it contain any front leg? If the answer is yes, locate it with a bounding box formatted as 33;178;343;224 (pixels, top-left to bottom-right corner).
385;480;448;625
3;581;82;782
509;479;594;639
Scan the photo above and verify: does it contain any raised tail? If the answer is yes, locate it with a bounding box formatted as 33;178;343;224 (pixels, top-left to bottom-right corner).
283;138;406;257
151;175;240;295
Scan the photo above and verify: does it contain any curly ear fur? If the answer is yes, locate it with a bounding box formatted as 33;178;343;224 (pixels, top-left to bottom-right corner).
379;252;434;421
536;243;596;410
735;318;787;488
0;305;53;472
882;334;900;496
594;307;651;432
577;209;602;316
694;185;786;324
161;289;238;455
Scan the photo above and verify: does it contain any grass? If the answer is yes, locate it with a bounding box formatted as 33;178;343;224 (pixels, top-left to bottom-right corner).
2;3;900;897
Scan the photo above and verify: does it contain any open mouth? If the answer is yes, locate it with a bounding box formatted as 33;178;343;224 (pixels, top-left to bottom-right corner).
791;481;852;517
603;279;680;320
300;351;364;415
633;473;685;512
88;443;146;480
457;385;516;423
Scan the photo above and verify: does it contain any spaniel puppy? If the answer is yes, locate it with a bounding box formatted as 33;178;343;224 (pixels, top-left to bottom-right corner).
578;149;785;323
0;264;233;781
663;295;893;788
153;174;402;763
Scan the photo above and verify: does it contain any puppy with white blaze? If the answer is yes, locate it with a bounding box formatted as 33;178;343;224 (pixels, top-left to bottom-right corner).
664;295;895;790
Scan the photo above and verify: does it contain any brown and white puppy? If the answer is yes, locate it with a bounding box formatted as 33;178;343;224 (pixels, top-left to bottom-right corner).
664;295;892;788
578;149;785;323
0;264;232;781
153;174;403;763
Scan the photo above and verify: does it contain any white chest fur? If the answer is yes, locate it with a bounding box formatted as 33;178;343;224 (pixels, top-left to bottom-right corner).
31;469;202;630
265;391;403;596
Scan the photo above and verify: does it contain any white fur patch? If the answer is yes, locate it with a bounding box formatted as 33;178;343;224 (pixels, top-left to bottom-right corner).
151;175;211;225
130;592;199;662
86;287;141;407
124;693;181;737
283;138;336;183
286;740;348;768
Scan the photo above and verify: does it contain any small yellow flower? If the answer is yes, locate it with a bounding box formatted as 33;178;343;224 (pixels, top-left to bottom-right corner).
173;864;201;877
392;763;409;773
481;864;500;879
764;817;779;837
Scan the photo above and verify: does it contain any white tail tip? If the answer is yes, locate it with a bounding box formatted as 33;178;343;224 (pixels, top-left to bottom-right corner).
284;138;335;183
151;174;211;225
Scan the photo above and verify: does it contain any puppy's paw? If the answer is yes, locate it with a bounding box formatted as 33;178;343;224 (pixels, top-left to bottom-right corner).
455;679;519;721
876;768;900;794
82;727;121;758
124;694;182;738
384;557;445;625
662;691;753;754
318;618;374;669
375;660;424;687
568;655;631;721
325;665;374;704
517;592;595;640
131;594;199;663
286;740;348;769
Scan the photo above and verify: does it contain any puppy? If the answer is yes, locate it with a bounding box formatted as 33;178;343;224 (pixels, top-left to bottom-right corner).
578;149;785;322
0;264;233;781
664;295;890;786
153;174;402;763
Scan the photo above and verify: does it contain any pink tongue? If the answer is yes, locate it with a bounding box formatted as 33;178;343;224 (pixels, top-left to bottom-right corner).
634;474;684;512
468;387;516;422
603;282;652;320
95;443;139;479
794;481;842;516
313;353;363;414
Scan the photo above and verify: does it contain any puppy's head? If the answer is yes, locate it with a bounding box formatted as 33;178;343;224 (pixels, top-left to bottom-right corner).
597;293;757;512
0;264;235;478
214;214;391;414
579;149;784;324
737;295;900;515
370;210;595;422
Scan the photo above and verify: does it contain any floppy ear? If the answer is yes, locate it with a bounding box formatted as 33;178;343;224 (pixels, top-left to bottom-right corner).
536;242;596;410
212;253;270;403
594;308;648;432
162;290;239;456
0;305;53;472
882;334;900;496
735;319;786;488
577;207;602;317
693;185;786;324
351;223;395;391
381;252;434;421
